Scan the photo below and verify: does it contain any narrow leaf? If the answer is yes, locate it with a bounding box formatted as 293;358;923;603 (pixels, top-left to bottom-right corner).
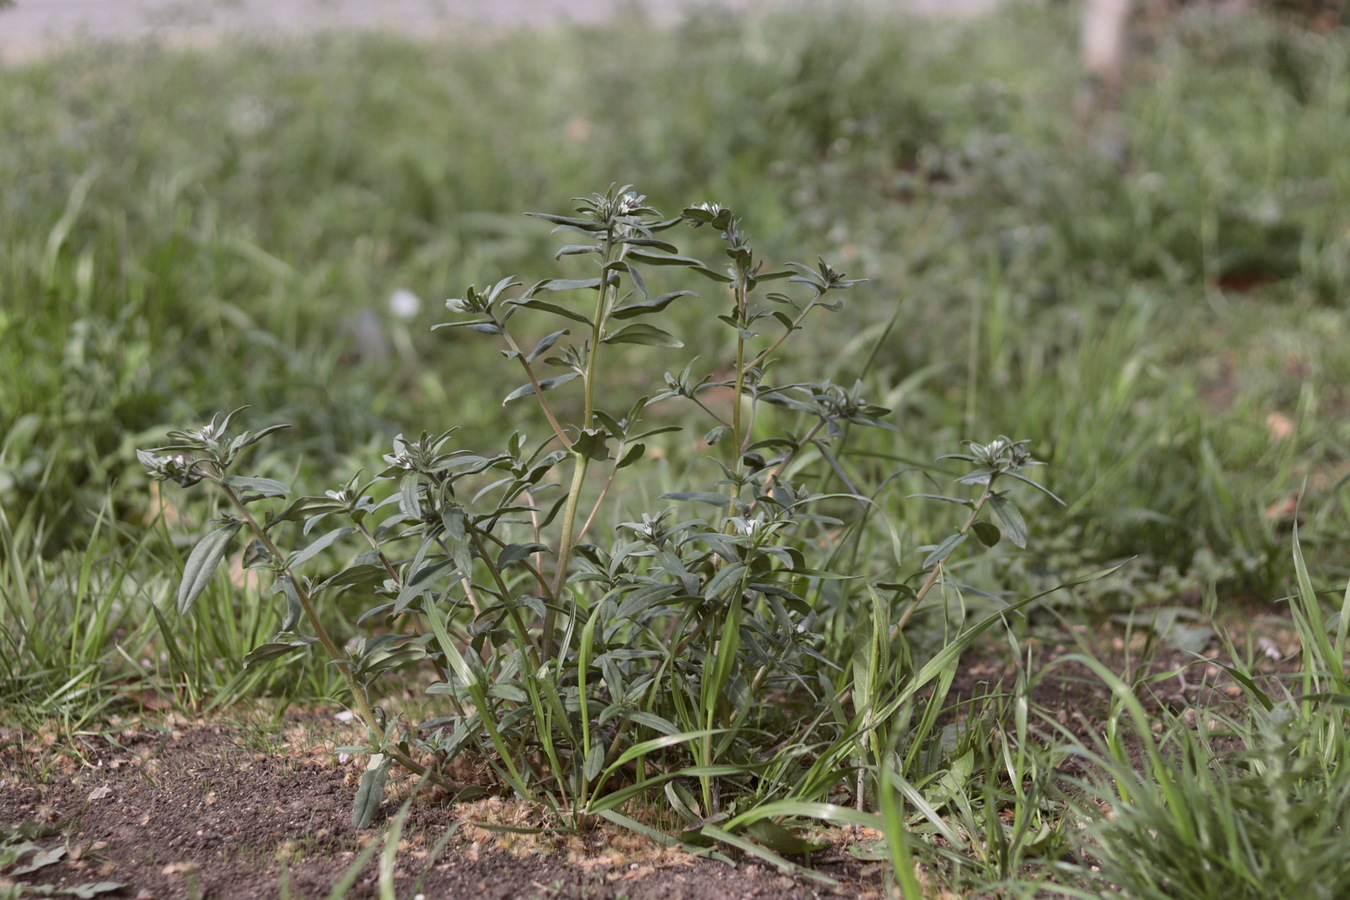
352;755;392;829
223;475;290;499
988;493;1028;548
528;329;569;362
603;323;684;348
177;522;242;615
503;373;579;404
289;526;355;569
612;290;696;319
625;249;707;268
497;542;550;568
922;532;967;570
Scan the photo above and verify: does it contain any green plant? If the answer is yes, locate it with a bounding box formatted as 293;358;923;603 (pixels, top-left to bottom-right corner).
0;821;123;899
1058;538;1350;900
139;188;1061;852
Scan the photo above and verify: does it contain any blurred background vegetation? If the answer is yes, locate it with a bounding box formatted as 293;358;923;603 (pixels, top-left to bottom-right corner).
1;0;1348;715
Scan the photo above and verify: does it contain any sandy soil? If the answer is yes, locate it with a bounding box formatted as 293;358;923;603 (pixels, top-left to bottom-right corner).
0;0;1006;64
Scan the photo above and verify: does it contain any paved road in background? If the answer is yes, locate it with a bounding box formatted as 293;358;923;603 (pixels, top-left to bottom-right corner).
1;0;1005;63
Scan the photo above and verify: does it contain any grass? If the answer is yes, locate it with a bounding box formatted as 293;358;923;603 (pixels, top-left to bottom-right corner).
2;2;1349;897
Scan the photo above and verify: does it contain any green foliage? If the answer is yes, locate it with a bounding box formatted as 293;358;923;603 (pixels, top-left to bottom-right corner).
142;190;1062;853
1060;537;1350;900
4;2;1349;892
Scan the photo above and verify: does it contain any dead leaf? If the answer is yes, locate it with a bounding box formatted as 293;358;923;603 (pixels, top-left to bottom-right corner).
87;784;113;801
1266;411;1295;441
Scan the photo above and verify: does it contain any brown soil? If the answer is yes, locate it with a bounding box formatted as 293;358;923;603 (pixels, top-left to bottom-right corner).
0;712;891;900
0;614;1299;900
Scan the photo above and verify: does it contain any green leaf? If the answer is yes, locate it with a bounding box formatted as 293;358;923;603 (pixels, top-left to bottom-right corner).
612;290;695;319
317;563;389;593
241;538;273;569
702;562;747;601
619;710;680;735
275;577;304;632
222;475;291;500
603;323;684;348
922;532;967;570
289;526;355;569
61;882;127;898
573;428;611;461
744;820;830;855
700;825;838;886
514;297;594;324
661;491;731;507
525;211;604;230
178;522;242;615
594;811;732;863
988;493;1028;548
625;249;707;268
972;521;1002;548
497;542;549;568
12;844;64;875
503;373;579;404
528;329;569;362
538;278;602;293
230;422;292;454
243;635;317;669
352;754;393;829
908;493;973;507
266;495;348;528
616;443;646;469
584;742;605;782
691;265;734;284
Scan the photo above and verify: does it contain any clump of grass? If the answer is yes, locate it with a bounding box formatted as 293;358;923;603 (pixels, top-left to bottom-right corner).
1061;535;1350;900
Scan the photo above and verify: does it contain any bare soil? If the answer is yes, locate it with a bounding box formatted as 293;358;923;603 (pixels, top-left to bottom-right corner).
0;613;1299;899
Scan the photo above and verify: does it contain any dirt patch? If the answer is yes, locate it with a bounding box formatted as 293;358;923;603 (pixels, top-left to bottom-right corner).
0;612;1299;899
0;712;890;899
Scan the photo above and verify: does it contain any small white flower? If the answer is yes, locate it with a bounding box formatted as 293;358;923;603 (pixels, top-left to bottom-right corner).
389;288;421;320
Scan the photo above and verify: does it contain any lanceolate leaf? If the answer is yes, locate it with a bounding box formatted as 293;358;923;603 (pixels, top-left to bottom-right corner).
528;329;569;362
602;323;683;348
989;492;1028;548
223;475;290;502
625;249;707;268
243;635;317;669
288;526;356;569
275;577;304;631
503;373;579;404
177;522;242;615
497;542;550;568
611;290;696;319
352;754;393;829
922;532;967;570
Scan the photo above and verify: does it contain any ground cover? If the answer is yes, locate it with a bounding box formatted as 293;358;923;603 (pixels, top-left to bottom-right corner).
3;2;1350;897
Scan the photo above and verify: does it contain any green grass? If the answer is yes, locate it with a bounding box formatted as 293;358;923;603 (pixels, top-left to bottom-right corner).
2;2;1349;896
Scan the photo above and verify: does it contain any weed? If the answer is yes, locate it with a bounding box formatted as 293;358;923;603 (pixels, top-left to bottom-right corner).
141;189;1063;877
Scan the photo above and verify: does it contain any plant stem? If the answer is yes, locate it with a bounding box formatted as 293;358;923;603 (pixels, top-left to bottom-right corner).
746;295;820;373
728;273;748;515
498;323;572;450
543;231;620;657
543;453;590;658
895;477;998;634
214;478;460;793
